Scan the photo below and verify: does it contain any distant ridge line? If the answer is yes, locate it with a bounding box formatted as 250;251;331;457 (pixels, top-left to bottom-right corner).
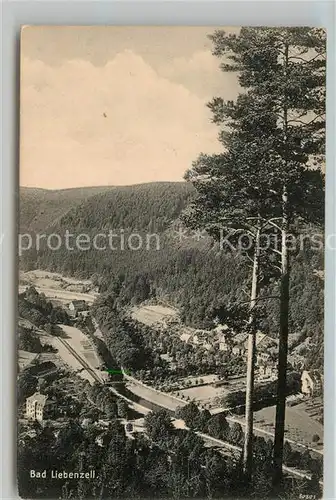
20;181;188;192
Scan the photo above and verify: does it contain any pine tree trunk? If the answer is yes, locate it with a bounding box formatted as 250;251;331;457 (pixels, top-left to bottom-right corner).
273;185;290;485
243;226;260;479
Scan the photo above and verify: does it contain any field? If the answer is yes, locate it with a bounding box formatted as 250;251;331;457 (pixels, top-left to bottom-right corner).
181;374;219;385
176;385;229;406
20;269;92;288
19;270;98;305
18;350;37;370
18;343;65;373
295;397;323;423
18;270;103;382
247;404;324;451
131;304;179;326
18;318;63;371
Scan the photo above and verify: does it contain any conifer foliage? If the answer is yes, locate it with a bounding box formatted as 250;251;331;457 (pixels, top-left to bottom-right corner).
184;27;325;483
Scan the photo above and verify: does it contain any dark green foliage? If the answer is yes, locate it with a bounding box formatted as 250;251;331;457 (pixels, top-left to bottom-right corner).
18;401;322;500
116;399;130;419
103;397;118;420
182;28;325;364
198;29;325;482
312;434;320;443
54;420;84;460
54;182;195;233
17;371;38;404
20;181;323;368
144;409;174;445
18;325;43;353
85;382;119;419
207;413;230;440
175;401;200;429
92;297;155;372
229;422;244;445
19;287;70;330
282;441;323;479
195;409;212;433
19;186;115;233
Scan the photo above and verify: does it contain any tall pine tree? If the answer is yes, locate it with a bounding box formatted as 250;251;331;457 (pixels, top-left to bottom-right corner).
184;27;325;483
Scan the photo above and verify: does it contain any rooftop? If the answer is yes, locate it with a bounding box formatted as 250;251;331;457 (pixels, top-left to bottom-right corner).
302;370;323;385
26;392;48;405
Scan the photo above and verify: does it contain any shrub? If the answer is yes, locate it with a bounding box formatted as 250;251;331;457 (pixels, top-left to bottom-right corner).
228;422;243;445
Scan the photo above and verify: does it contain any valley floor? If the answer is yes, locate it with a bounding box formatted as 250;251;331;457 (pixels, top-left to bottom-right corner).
18;269;324;460
252;404;323;453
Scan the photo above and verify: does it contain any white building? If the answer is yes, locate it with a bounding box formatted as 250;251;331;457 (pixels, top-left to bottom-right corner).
68;300;88;316
219;342;231;352
180;332;192;343
301;370;323;397
258;363;277;380
26;392;48;422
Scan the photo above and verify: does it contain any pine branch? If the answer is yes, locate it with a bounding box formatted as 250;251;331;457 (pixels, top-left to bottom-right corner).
288;113;325;126
245;255;255;265
266;220;282;232
238;294;281;307
288;53;325;63
269;248;282;256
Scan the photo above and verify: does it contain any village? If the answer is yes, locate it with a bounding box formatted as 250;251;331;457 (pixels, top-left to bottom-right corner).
18;270;324;454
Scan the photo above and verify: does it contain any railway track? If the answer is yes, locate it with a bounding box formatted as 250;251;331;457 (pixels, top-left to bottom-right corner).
57;336;151;413
57;336;323;487
58;337;103;384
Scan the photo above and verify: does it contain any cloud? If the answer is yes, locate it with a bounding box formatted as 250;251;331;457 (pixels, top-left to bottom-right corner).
158;50;239;100
20;50;223;189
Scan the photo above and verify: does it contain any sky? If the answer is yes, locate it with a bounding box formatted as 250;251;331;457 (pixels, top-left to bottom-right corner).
20;26;240;189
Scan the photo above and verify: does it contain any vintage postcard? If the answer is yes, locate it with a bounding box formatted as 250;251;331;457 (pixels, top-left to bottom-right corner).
18;26;325;499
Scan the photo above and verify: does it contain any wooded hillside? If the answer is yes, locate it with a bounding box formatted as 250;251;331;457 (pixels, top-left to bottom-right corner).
19;182;323;368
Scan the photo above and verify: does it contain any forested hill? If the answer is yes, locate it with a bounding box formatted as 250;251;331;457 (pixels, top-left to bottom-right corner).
20;185;116;233
51;182;195;233
19;182;323;368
